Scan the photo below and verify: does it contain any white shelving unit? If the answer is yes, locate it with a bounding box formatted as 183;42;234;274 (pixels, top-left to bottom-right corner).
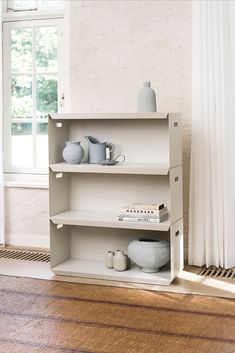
49;112;183;287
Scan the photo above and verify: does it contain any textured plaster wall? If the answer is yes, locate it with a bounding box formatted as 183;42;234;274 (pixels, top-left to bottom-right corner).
5;187;49;249
5;0;192;256
70;0;192;253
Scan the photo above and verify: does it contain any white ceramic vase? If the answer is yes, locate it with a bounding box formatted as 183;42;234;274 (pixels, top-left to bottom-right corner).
113;250;128;271
128;238;170;273
62;141;84;164
105;251;114;269
137;82;157;112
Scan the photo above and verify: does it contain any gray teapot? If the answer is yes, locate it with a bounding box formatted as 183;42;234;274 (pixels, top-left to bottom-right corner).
85;136;114;164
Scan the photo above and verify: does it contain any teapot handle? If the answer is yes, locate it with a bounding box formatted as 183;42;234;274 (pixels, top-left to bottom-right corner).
106;142;115;153
113;154;125;164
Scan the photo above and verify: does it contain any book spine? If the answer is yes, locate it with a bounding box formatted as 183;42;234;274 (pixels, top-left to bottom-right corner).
121;203;165;213
118;210;168;218
117;216;166;223
120;207;167;215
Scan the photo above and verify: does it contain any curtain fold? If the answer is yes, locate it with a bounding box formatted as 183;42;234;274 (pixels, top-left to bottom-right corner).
189;0;235;268
0;2;4;245
0;132;3;245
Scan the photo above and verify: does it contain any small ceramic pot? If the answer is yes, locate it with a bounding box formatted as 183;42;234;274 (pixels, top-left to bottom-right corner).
113;250;128;271
62;141;84;164
105;251;114;269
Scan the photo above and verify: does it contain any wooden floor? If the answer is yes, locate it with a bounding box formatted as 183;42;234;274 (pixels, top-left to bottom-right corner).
0;275;234;353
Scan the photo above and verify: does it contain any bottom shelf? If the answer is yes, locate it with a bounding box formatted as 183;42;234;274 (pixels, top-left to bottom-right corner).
52;258;171;285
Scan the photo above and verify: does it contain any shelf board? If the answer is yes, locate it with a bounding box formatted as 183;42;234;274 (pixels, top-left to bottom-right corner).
49;112;169;120
49;162;169;175
50;210;170;231
52;258;171;285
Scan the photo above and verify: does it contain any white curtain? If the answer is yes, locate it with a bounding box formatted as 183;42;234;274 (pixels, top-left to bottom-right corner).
0;2;4;245
189;0;235;268
0;130;3;245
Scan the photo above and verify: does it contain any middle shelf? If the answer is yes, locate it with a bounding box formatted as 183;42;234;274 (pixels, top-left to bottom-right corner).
50;209;171;231
49;166;183;228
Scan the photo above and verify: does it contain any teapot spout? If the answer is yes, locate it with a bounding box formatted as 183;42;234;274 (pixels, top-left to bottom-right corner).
84;136;100;144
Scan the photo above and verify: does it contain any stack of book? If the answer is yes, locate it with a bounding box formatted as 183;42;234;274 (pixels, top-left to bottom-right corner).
117;203;168;223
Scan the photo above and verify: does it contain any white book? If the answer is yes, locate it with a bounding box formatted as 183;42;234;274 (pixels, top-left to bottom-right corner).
120;206;167;216
120;203;165;213
117;214;168;223
118;209;168;219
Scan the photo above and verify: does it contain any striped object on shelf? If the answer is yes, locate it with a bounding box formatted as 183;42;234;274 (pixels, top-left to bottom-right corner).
118;203;168;223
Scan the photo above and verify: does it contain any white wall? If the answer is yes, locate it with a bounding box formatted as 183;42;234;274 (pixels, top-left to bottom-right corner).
69;0;192;253
5;0;192;256
5;187;49;249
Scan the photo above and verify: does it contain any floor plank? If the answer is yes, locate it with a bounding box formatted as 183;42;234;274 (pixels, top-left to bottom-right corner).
0;275;234;353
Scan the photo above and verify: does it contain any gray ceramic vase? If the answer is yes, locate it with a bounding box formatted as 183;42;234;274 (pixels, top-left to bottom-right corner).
137;82;157;112
62;141;84;164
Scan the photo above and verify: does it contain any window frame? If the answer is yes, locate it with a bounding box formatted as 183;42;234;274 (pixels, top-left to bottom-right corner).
3;18;65;177
2;0;64;21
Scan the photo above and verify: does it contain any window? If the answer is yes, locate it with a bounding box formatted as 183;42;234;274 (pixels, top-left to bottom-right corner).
6;0;65;12
3;19;64;174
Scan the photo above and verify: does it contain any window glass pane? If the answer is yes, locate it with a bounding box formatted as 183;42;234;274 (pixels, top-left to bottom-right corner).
9;0;64;11
37;0;64;9
36;27;58;72
36;122;48;168
10;1;36;10
11;28;32;73
36;75;58;118
11;75;32;118
36;122;48;135
11;122;32;135
11;122;33;167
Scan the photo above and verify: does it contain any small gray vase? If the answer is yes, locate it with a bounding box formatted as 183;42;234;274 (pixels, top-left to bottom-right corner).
62;141;84;164
137;82;157;112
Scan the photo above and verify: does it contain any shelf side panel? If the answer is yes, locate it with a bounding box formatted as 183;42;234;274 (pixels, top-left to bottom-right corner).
49;116;69;164
170;219;184;281
49;170;70;216
168;113;182;168
50;222;70;268
170;166;183;224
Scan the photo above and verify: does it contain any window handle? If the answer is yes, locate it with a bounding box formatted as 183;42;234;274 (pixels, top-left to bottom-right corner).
60;93;65;108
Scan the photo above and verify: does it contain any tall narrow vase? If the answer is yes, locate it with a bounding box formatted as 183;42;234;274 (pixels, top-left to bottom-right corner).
137;82;157;112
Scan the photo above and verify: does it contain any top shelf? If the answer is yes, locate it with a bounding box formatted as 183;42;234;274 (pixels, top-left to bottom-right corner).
49;112;171;120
